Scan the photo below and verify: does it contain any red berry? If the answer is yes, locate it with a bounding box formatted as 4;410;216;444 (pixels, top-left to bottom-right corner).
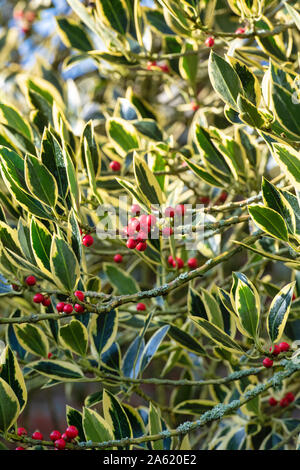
33;293;44;304
114;254;123;263
167;255;174;266
61;432;69;441
175;204;185;216
136;231;148;242
16;446;25;450
199;196;210;205
65;425;78;439
24;11;35;22
74;290;85;302
147;61;157;70
12;283;20;291
54;438;66;450
268;397;278;407
279;342;290;352
205;37;215;47
159;64;170;73
25;275;36;286
82;234;94;247
285;392;295;403
140;214;157;233
127;237;138;249
17;427;27;436
280;397;289;408
269;344;281;356
263;357;273;368
129;217;140;233
13;10;24;19
235;27;245;34
56;302;65;312
131;204;141;216
292;293;296;301
165;207;175;218
42;297;51;307
162;227;173;238
48;352;53;359
173;257;184;269
187;258;198;269
63;304;73;314
109;161;121;172
218;191;228;203
136;302;146;311
74;303;85;313
50;430;61;442
136;241;147;252
32;431;43;440
191;102;199;111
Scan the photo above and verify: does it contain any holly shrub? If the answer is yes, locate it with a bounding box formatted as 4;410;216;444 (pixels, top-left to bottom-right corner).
0;0;299;452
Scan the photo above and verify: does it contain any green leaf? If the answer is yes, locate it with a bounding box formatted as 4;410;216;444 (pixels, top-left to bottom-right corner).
234;278;260;339
14;324;49;357
272;143;300;190
24;154;58;208
0;221;22;257
194;125;231;177
271;83;300;138
248;205;289;242
50;235;80;292
140;325;169;371
179;43;198;87
285;3;300;31
182;157;224;188
41;129;69;200
133;154;164;206
208;51;243;110
145;8;174;35
267;281;295;343
97;0;129;34
0;104;32;141
30;359;84;381
67;209;82;264
132;119;163;141
0;378;20;432
30;217;52;272
83;407;114;442
103;389;132;440
237;94;265;128
103;263;139;295
62;143;80;211
66;405;85;442
190;315;243;353
262;178;296;234
0;346;27;412
173;399;216;415
106;118;139;156
60;320;88;356
90;309;118;356
166;323;206;356
227;56;261;106
149;403;163;450
56;17;93;51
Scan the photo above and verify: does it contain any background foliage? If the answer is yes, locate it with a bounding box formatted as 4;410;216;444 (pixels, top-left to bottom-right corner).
0;0;299;451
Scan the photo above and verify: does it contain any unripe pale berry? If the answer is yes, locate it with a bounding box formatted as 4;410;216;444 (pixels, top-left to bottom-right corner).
131;204;141;215
54;438;66;450
268;397;277;406
205;37;214;47
235;27;245;34
262;357;273;368
17;427;27;436
187;258;198;269
136;302;146;311
33;293;44;304
74;290;85;302
191;102;199;111
74;303;84;313
50;430;61;442
25;275;36;286
32;431;43;440
109;160;121;172
42;297;51;307
63;303;73;314
82;234;94;247
269;344;280;356
279;342;290;352
56;302;65;312
65;425;78;439
165;207;175;218
136;241;147;252
127;237;137;249
147;61;157;70
114;254;123;263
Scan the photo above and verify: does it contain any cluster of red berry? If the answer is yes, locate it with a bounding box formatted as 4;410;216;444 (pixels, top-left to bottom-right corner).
56;290;85;315
16;425;78;450
269;392;295;408
13;9;36;34
262;342;290;368
22;276;51;307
